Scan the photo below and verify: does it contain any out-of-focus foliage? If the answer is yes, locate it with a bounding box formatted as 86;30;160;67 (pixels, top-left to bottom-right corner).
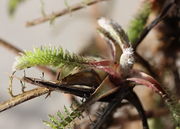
8;0;27;15
127;1;151;43
149;118;164;129
43;105;82;129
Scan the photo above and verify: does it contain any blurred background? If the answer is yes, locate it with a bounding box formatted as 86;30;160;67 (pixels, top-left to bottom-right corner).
0;0;141;129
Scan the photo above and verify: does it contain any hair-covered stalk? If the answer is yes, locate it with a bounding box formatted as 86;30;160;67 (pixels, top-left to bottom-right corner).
98;18;134;73
98;17;130;50
97;22;121;62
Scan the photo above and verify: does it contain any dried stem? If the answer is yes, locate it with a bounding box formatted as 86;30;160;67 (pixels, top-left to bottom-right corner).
0;39;22;54
0;38;56;112
26;0;110;27
0;38;83;112
0;87;50;112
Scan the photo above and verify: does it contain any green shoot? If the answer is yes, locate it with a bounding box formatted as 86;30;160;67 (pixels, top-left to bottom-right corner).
13;46;91;71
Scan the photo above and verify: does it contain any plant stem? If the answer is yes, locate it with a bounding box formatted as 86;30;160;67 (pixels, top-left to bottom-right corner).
26;0;110;27
0;87;49;112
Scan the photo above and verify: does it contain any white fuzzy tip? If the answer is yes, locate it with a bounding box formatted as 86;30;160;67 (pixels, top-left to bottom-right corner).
98;17;112;31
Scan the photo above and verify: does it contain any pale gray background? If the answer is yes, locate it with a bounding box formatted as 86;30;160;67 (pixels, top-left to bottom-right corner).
0;0;139;128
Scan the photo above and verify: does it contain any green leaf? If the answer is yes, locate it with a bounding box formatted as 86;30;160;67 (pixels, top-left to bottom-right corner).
44;105;82;129
149;118;164;129
13;46;91;71
163;89;180;127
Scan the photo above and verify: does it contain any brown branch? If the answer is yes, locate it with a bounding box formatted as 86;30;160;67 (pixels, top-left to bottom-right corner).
0;87;50;112
26;0;110;27
0;38;56;78
0;38;79;112
0;38;57;112
0;39;22;54
0;0;110;113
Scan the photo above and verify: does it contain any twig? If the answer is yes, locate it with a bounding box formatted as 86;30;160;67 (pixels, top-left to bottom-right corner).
0;39;22;54
21;76;94;97
133;0;176;49
0;38;56;78
26;0;110;27
0;87;50;112
0;38;57;112
0;38;82;111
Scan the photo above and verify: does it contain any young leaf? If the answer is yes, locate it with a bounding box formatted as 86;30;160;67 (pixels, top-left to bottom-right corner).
98;17;130;50
44;105;82;129
13;46;121;77
13;46;90;71
98;18;135;73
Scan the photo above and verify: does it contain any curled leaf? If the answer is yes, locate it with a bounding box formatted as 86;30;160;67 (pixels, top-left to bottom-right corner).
127;71;180;126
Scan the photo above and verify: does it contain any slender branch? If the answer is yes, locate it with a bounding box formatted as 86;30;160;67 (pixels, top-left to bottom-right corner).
0;39;22;54
0;38;57;112
133;0;176;49
0;39;81;112
0;87;50;112
26;0;110;27
0;38;56;78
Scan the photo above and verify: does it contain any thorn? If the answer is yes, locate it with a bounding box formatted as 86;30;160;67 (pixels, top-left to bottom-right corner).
41;72;45;80
45;90;52;99
20;80;26;93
